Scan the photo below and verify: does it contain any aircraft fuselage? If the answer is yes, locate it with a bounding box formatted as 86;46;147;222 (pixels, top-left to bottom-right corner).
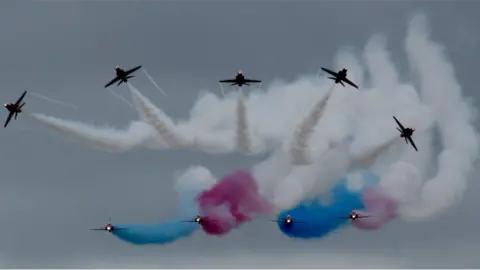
4;104;21;113
116;68;128;81
401;128;414;137
337;69;347;79
235;74;246;85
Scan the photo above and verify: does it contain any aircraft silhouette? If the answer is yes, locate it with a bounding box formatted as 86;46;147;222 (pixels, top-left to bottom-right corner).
340;211;370;221
321;67;358;89
219;70;261;87
104;65;142;88
4;90;27;128
90;218;128;232
393;116;418;151
271;215;306;225
181;215;217;224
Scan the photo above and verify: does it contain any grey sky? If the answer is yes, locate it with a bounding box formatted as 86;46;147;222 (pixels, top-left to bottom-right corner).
0;0;479;268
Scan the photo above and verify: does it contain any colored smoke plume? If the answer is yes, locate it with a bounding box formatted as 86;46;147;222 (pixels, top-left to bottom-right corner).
351;186;398;230
111;166;216;245
197;170;273;235
277;172;379;239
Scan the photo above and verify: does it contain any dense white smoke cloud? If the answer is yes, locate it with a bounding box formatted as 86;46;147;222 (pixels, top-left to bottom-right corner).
32;13;478;221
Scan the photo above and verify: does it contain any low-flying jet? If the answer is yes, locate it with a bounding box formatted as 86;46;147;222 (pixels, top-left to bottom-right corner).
4;90;27;128
341;211;370;221
393;116;418;151
90;218;128;232
271;215;306;225
181;215;216;225
219;70;261;87
321;67;358;89
104;65;142;88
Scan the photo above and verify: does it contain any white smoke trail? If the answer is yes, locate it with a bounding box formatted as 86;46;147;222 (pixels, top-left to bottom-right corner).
31;14;478;219
350;136;398;168
129;84;193;148
142;68;168;97
30;113;166;152
106;88;135;109
29;92;78;109
235;89;251;154
381;14;479;221
289;84;335;165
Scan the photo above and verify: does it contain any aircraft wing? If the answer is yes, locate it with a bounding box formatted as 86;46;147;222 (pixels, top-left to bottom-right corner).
219;79;237;83
407;136;418;151
321;67;338;77
244;79;262;83
341;78;359;89
105;76;121;88
15;91;27;106
393;116;406;130
125;65;142;75
4;112;14;128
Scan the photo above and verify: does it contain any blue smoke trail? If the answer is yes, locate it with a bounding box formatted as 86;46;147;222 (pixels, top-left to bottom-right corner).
277;171;380;239
110;172;208;245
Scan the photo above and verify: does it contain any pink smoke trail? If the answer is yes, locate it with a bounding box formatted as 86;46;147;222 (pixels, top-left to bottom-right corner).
352;187;398;230
197;170;274;235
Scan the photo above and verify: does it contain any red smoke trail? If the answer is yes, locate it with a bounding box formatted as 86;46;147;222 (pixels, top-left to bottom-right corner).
197;170;273;235
352;187;398;230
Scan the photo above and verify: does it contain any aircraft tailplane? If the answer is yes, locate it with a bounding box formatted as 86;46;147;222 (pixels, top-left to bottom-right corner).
230;83;237;86
20;102;25;109
117;80;124;86
340;81;345;87
328;76;336;81
14;112;18;120
126;75;135;79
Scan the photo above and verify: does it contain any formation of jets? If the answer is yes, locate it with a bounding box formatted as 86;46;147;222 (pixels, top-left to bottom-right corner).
0;64;418;234
272;211;371;227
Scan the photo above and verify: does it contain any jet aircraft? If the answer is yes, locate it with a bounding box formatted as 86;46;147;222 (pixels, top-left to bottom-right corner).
219;70;261;87
4;90;27;128
90;218;128;232
321;67;359;89
393;116;418;151
341;211;370;221
104;65;142;88
181;215;216;224
271;215;306;225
